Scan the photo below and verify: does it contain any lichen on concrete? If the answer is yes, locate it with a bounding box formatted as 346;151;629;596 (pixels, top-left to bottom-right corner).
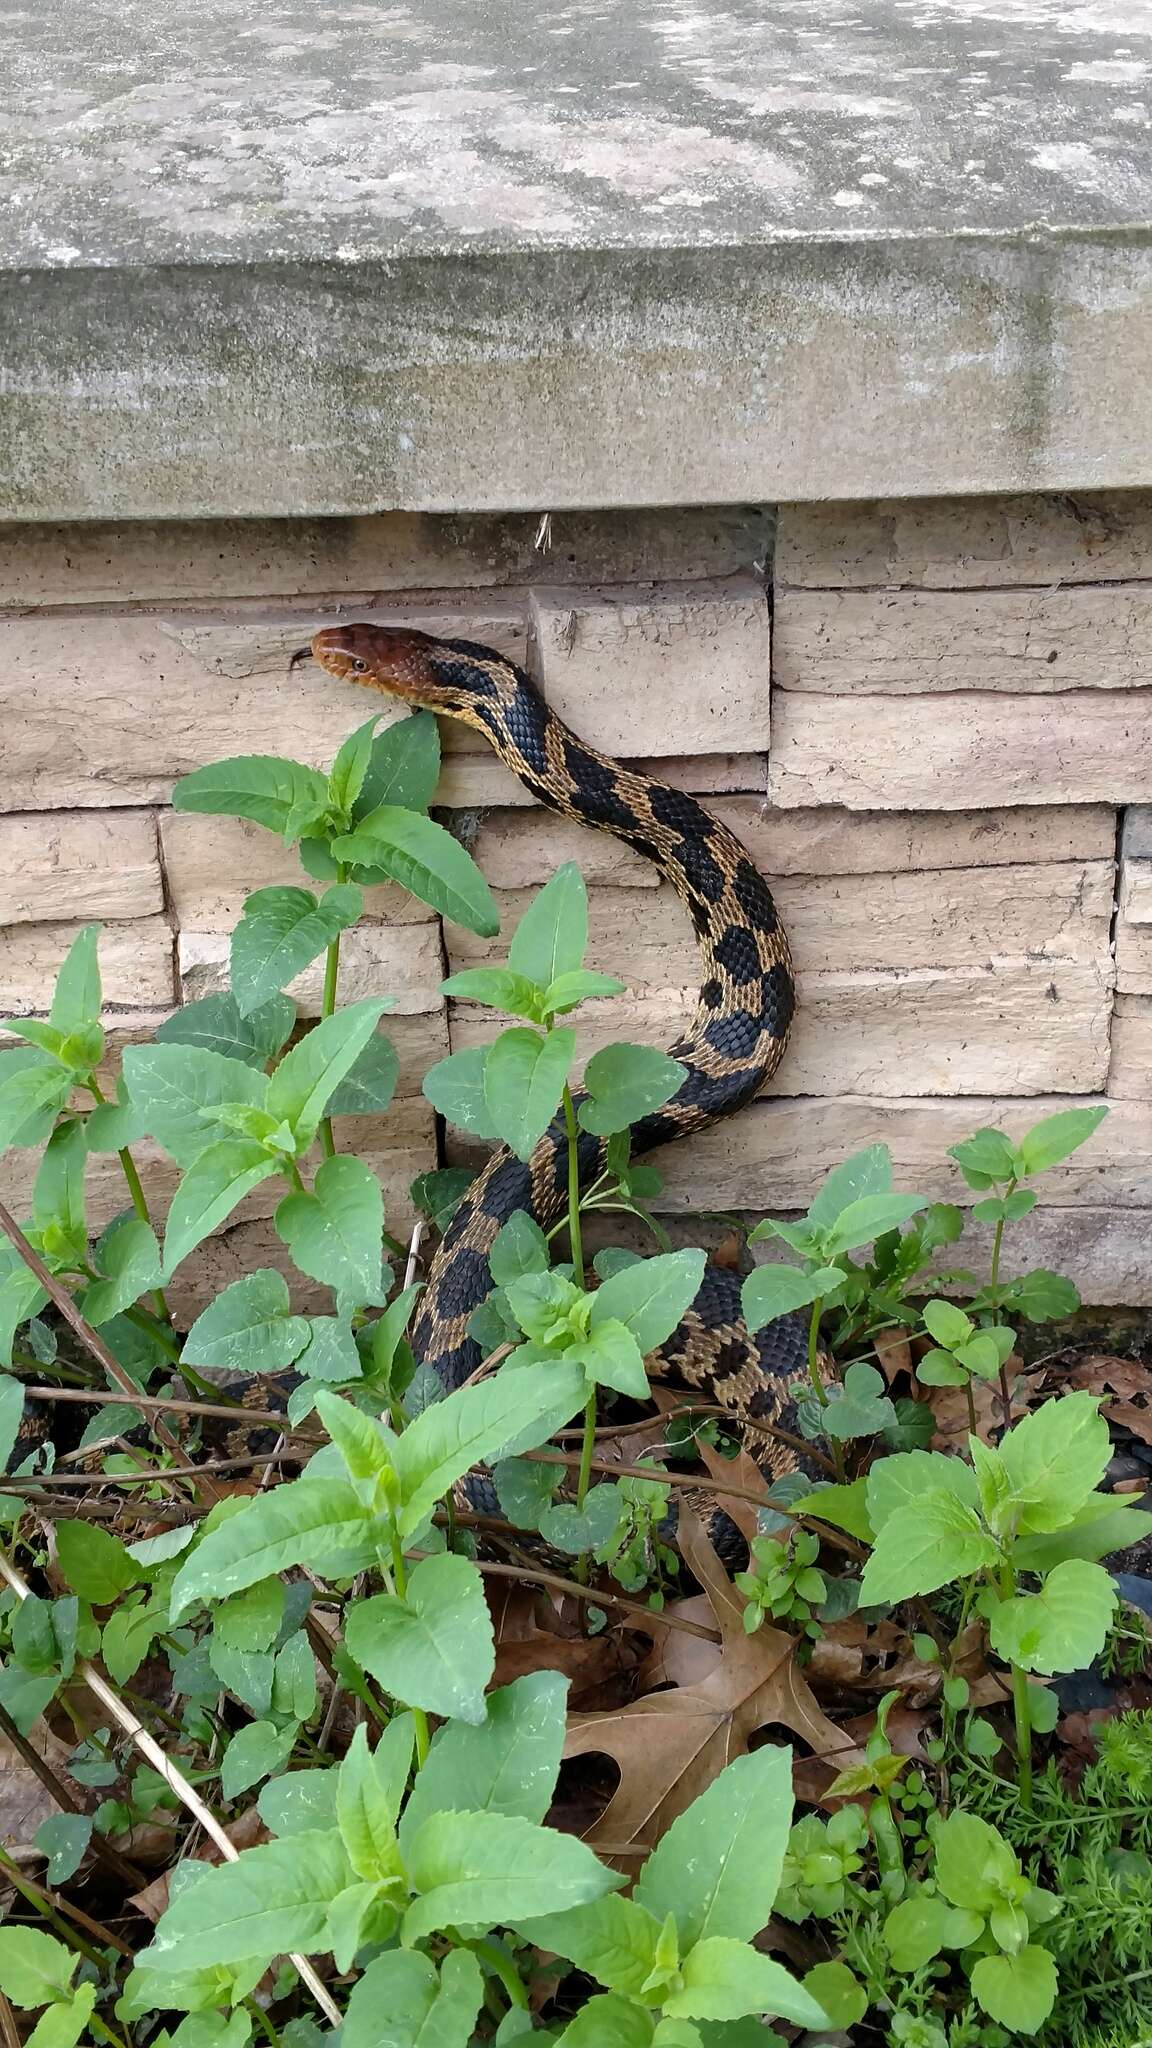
1;0;1151;516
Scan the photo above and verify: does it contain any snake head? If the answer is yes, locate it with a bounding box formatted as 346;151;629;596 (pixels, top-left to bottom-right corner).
299;623;510;730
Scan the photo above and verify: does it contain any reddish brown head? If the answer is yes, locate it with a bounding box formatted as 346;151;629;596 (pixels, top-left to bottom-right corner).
297;622;514;733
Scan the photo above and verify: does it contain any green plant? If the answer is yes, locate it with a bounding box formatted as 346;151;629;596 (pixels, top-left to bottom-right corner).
0;711;1142;2048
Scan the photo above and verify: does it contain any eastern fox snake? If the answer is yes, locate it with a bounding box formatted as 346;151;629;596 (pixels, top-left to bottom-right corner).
306;624;809;1487
17;625;808;1512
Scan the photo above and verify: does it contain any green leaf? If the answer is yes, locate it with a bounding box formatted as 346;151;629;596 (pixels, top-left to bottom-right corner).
988;1558;1116;1675
743;1258;844;1332
0;1254;46;1370
49;925;101;1035
143;1830;353;1970
933;1811;1020;1913
83;1217;163;1326
948;1127;1017;1187
410;1167;473;1231
800;1962;867;2030
883;1890;966;1970
326;1031;399;1117
664;1938;828;2027
172;756;330;835
26;1986;97;2048
527;1894;662;1997
345;1553;494;1723
343;1948;484;2048
170;1479;376;1622
258;1770;339;1839
336;1723;407;1883
441;967;545;1020
355;711;441;817
163;1139;280;1273
858;1493;999;1605
0;1928;78;2006
32;1122;86;1256
0;1055;72;1153
392;1360;584;1539
0;1375;26;1472
221;1720;298;1801
404;1808;620;1944
544;969;628;1013
276;1156;386;1308
807;1144;894;1229
507;864;588;985
921;1298;972;1350
971;1946;1058;2032
34;1814;92;1885
422;1047;498;1140
998;1392;1111;1532
590;1248;706;1356
483;1026;574;1162
822;1362;897;1443
789;1479;874;1542
368;1286;422;1385
577;1320;649;1399
267;999;392;1143
492;1456;559;1530
1015;1105;1109;1177
578;1043;687;1137
183;1270;311;1374
333;806;498;935
215;1578;285;1654
55;1522;141;1604
122;1044;268;1166
1004;1268;1081;1323
557;1995;654;2048
102;1594;161;1685
821;1193;927;1257
329;714;381;813
300;1315;362;1383
401;1672;568;1847
157;993;297;1068
231;885;363;1017
540;1484;623;1555
489;1211;550;1287
865;1449;979;1534
635;1748;795;1947
1013;1496;1152;1569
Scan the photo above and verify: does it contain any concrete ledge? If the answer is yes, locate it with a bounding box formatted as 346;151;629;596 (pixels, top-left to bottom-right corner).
5;0;1152;517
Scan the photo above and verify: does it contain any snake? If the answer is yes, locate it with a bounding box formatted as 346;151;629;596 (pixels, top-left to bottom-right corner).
15;623;810;1524
304;623;811;1508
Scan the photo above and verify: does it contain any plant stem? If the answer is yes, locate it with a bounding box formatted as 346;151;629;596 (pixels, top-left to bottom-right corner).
89;2017;133;2048
561;1080;598;1526
989;1188;1014;1431
0;1846;107;1971
389;1530;430;1765
283;1158;307;1195
999;1560;1033;1806
85;1078;172;1325
1010;1659;1034;1809
318;861;349;1161
246;1999;283;2048
466;1937;529;2012
806;1297;826;1405
561;1085;584;1286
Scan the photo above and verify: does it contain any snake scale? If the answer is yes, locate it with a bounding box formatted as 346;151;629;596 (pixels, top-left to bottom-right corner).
306;623;810;1494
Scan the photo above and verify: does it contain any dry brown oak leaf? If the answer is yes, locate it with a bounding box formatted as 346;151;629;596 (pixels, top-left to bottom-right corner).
562;1509;865;1872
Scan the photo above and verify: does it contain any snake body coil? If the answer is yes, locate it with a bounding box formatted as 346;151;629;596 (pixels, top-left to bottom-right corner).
309;625;809;1473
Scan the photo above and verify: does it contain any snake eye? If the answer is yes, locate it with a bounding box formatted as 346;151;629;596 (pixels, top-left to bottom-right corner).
351;657;368;674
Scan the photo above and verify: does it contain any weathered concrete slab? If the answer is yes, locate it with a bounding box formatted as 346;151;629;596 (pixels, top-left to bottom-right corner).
4;0;1152;516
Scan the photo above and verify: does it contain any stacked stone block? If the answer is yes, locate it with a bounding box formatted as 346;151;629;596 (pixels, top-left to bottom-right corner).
1;495;1149;1309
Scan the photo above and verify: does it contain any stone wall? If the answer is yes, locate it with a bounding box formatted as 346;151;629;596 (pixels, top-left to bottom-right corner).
1;496;1149;1312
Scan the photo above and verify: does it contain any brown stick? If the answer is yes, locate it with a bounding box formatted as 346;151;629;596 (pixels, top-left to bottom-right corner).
0;1849;136;1959
463;1556;721;1642
0;1203;220;1507
20;1383;323;1437
0;1698;144;1890
524;1446;866;1557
